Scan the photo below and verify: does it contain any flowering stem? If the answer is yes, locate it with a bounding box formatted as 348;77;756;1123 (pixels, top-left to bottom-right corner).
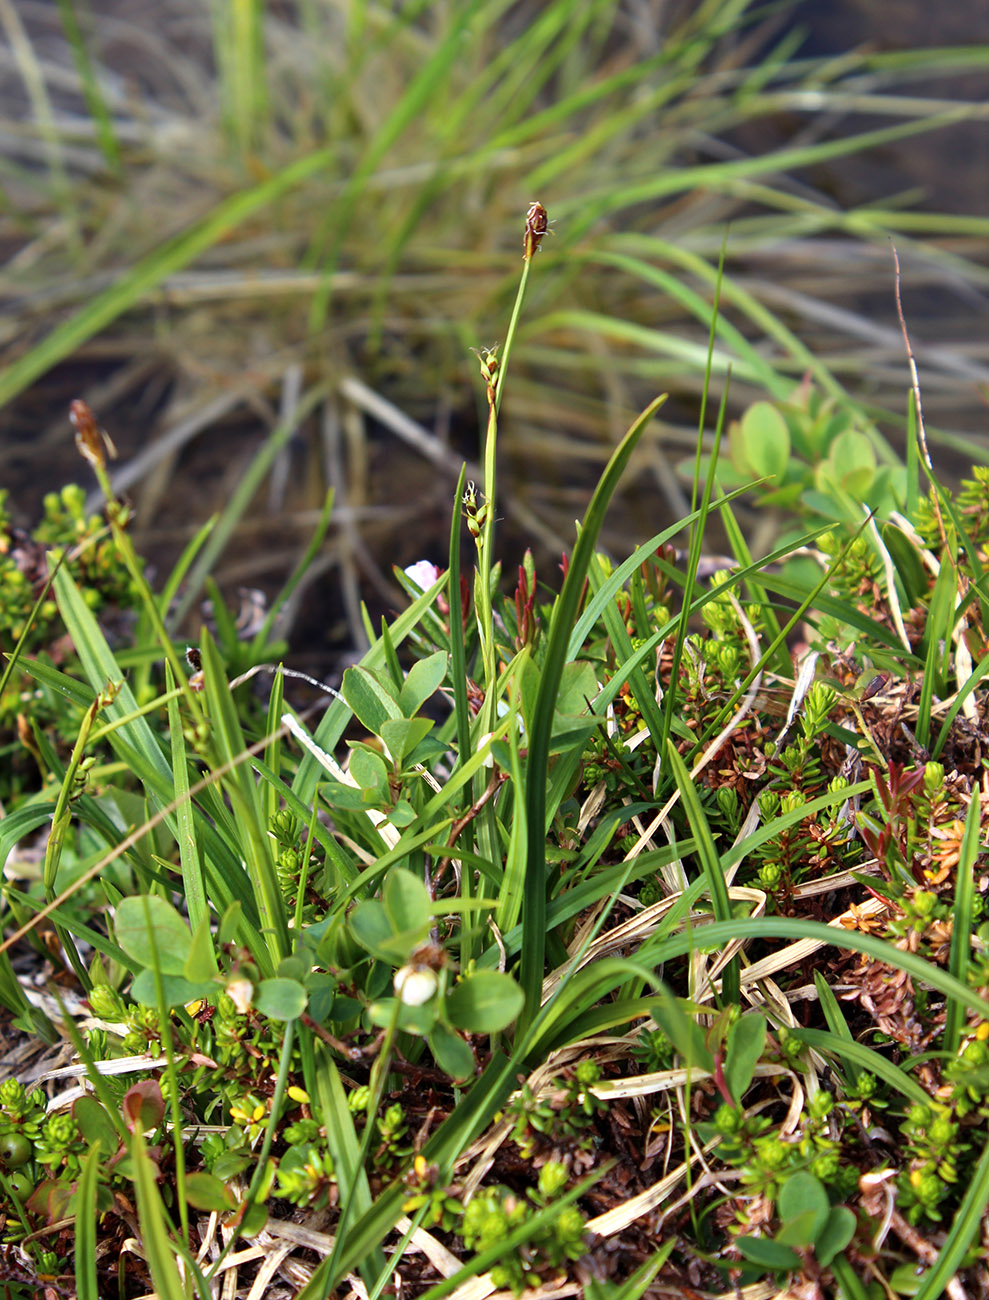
474;206;546;698
70;399;204;724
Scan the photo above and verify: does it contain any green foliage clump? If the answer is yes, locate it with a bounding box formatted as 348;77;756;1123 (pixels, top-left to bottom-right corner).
0;485;139;727
505;1062;604;1159
460;1162;588;1295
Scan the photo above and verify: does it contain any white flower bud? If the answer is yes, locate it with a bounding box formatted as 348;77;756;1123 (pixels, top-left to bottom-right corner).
394;965;438;1006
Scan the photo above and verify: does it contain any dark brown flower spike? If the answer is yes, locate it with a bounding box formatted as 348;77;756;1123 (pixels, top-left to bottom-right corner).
524;201;549;259
69;399;117;471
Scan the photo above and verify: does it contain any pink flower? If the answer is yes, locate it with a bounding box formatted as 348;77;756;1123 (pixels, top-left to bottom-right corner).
404;560;441;590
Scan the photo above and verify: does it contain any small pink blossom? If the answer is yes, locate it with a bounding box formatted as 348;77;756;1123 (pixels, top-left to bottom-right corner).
404;560;441;590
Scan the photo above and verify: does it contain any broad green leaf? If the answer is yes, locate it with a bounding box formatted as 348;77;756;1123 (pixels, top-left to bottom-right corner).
368;995;438;1035
183;915;219;983
724;1012;767;1104
73;1096;117;1154
777;1209;827;1249
342;665;403;736
115;896;191;975
399;650;448;717
732;400;790;483
444;971;524;1033
184;1171;237;1213
777;1172;829;1247
325;781;377;811
736;1235;801;1272
815;1206;857;1268
890;1264;930;1295
350;746;390;797
253;977;307;1021
555;660;599;721
428;1023;475;1080
131;970;213;1008
380;716;433;768
383;867;432;935
348;902;430;965
348;901;396;961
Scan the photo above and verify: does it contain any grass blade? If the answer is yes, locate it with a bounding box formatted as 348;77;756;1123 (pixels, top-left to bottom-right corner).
520;393;666;1030
943;789;981;1055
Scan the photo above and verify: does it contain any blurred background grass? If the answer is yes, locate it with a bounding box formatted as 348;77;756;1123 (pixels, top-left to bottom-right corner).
1;0;986;672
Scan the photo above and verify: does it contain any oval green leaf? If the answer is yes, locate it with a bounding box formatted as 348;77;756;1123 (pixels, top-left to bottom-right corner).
115;896;192;975
444;970;524;1033
253;977;307;1021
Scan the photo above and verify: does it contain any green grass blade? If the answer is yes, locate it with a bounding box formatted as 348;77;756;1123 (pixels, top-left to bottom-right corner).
164;662;210;939
199;630;287;969
520;393;666;1030
812;970;857;1088
211;0;269;161
792;1027;928;1105
74;1145;102;1300
54;0;122;174
641;917;989;1025
665;739;738;1003
306;0;486;329
131;1128;196;1300
558;111;975;243
51;566;175;787
916;554;958;747
309;1042;387;1285
943;790;981;1055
